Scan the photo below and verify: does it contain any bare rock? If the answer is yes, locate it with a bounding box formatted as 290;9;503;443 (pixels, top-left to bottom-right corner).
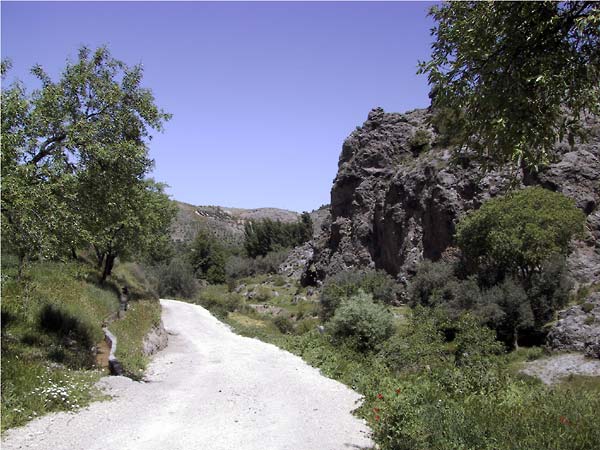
143;320;168;356
305;107;600;286
547;293;600;358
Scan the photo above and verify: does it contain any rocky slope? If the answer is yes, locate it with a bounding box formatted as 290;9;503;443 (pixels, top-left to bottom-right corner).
170;201;303;246
305;107;600;287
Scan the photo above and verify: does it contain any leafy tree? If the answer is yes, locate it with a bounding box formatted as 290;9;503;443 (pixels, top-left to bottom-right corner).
320;269;399;320
243;214;313;258
328;290;395;351
1;46;174;280
456;187;585;282
189;229;227;284
419;2;600;169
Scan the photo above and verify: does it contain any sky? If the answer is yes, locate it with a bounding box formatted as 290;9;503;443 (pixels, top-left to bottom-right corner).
1;1;436;212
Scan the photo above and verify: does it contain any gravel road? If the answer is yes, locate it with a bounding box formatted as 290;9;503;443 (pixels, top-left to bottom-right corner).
2;299;373;450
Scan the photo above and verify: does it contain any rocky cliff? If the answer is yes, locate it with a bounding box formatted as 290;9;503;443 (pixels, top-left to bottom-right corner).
306;107;600;287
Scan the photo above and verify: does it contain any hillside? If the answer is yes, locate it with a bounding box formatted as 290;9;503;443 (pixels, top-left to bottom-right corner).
170;201;328;246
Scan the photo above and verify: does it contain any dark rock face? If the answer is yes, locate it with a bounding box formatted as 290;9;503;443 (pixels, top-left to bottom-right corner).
307;107;600;287
547;293;600;358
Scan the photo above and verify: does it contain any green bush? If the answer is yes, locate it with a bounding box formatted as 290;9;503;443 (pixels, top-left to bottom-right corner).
408;260;456;307
582;302;595;314
320;269;400;320
456;187;585;282
155;258;198;299
244;214;312;258
195;285;242;319
272;315;294;334
382;306;450;373
328;291;395;351
408;128;432;153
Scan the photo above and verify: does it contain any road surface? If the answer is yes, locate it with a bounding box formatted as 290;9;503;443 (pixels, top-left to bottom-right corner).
2;299;373;450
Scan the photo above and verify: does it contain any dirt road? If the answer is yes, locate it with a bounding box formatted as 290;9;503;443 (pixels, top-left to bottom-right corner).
2;299;373;450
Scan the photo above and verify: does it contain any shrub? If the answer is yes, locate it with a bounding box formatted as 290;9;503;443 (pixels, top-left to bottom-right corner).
155;258;198;299
272;316;294;334
328;291;395;351
456;187;585;282
189;229;227;284
383;306;450;373
244;215;312;258
409;128;432;153
582;303;595;314
321;269;400;320
195;285;243;319
408;260;456;307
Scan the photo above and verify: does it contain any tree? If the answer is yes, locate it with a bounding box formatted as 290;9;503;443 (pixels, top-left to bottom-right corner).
455;187;585;282
1;46;173;280
189;229;227;284
419;2;600;169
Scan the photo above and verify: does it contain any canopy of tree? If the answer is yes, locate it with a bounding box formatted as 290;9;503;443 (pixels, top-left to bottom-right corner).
419;1;600;169
1;46;176;281
455;187;585;282
244;212;313;258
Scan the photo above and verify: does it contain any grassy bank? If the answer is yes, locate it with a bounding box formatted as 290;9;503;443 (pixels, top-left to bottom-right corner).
1;257;161;431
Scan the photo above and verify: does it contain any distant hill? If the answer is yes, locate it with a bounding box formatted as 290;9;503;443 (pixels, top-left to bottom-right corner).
170;201;326;247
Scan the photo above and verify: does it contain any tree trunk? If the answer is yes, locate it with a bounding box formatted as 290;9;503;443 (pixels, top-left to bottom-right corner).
513;329;519;351
94;246;105;268
101;254;116;284
71;246;77;260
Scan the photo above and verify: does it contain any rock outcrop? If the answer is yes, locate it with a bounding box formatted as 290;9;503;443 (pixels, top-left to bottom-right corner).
306;107;600;287
142;320;168;357
547;293;600;358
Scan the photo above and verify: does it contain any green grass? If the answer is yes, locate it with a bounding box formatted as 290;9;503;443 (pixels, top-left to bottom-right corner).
109;299;162;379
1;257;161;431
1;260;119;432
1;357;105;431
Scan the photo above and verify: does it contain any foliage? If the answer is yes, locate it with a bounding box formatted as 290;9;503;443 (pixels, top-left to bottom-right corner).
419;1;600;169
272;315;294;335
193;284;243;319
328;291;395;351
155;258;198;299
320;269;400;320
407;260;456;307
1;46;175;280
408;129;432;153
189;228;227;284
408;255;571;348
243;213;313;258
456;187;585;282
225;249;290;280
382;306;450;374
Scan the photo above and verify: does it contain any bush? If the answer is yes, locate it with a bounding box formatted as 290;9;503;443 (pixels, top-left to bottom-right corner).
408;260;456;307
155;258;198;299
272;315;294;334
456;187;585;282
328;291;395;351
244;215;312;258
382;306;450;373
195;285;242;319
320;269;400;320
408;128;432;153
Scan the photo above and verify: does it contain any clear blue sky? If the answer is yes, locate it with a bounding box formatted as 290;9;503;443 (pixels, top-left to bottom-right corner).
2;1;435;212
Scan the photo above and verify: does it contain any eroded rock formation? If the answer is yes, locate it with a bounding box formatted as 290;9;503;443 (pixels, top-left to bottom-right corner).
306;107;600;287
